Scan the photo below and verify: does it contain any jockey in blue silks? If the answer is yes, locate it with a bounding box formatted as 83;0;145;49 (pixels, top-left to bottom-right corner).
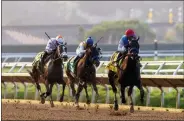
73;37;94;62
117;29;141;79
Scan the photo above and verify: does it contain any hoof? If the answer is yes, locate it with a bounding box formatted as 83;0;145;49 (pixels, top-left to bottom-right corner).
41;96;45;104
114;104;119;111
114;101;119;111
60;97;64;102
86;100;91;104
130;105;134;113
50;102;55;108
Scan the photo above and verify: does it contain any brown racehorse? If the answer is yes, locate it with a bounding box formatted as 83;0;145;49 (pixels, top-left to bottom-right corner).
65;45;102;107
108;37;144;113
28;44;68;107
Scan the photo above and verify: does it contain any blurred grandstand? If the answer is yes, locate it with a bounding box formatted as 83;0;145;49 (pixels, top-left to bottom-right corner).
2;1;183;45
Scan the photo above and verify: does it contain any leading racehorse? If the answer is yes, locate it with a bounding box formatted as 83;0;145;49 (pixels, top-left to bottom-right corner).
28;43;68;107
107;37;144;112
65;44;102;107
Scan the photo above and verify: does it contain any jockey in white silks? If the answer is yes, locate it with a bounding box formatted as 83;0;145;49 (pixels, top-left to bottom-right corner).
40;35;66;73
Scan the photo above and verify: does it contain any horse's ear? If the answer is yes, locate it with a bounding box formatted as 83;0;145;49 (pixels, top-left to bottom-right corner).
98;47;101;51
136;36;140;41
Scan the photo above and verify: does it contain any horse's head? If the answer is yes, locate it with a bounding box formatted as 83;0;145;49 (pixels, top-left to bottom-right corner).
85;46;102;67
56;42;68;61
127;36;140;60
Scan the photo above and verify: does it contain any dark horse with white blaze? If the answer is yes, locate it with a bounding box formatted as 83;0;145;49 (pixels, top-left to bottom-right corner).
28;43;68;107
107;37;144;112
65;45;102;107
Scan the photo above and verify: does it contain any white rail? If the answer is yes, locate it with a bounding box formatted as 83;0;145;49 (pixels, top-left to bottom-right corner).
2;73;184;109
2;51;183;62
2;61;184;75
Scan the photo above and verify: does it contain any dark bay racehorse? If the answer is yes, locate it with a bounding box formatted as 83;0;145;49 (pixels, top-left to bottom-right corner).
108;37;144;112
65;45;102;107
28;43;68;107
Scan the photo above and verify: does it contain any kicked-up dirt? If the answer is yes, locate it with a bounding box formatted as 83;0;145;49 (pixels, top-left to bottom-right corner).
2;99;184;120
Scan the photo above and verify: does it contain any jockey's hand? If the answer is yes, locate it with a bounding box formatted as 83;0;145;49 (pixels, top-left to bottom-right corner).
82;50;86;53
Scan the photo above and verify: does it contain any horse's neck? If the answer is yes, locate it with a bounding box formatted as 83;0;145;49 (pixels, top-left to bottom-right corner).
127;57;136;69
51;52;62;65
79;53;90;67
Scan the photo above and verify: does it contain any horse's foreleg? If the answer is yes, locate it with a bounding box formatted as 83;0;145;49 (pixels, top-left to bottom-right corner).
136;81;144;105
92;83;99;103
108;70;118;110
49;83;54;107
60;82;66;102
121;85;126;104
84;84;90;104
128;86;134;113
75;84;83;107
44;80;50;98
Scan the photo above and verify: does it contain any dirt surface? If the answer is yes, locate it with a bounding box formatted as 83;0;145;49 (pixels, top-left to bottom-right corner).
2;99;184;120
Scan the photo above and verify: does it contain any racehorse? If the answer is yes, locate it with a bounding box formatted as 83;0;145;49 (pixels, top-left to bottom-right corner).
107;37;144;113
65;45;102;107
28;43;68;107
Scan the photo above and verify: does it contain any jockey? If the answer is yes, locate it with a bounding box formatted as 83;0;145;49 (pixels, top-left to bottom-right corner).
118;29;138;58
73;37;94;63
40;35;65;73
117;29;141;79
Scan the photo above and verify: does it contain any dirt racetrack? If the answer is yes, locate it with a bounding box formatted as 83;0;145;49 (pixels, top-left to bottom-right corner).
2;99;184;120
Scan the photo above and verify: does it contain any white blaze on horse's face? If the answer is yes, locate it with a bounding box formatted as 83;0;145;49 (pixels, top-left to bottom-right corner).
58;45;68;59
62;52;67;57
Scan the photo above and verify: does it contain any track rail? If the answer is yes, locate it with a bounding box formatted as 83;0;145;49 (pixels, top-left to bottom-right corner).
2;72;184;109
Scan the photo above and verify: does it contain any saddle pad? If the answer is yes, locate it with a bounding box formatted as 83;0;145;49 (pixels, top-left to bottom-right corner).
106;52;120;73
66;56;75;74
32;51;44;69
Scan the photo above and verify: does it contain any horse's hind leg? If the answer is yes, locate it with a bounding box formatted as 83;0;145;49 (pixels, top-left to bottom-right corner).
108;70;118;110
84;84;90;104
128;86;134;113
60;82;66;102
136;81;144;105
35;81;45;104
33;70;45;104
70;81;76;97
32;68;43;95
75;84;83;107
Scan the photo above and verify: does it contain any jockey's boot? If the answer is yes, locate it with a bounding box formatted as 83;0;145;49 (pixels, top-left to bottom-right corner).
40;51;48;74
